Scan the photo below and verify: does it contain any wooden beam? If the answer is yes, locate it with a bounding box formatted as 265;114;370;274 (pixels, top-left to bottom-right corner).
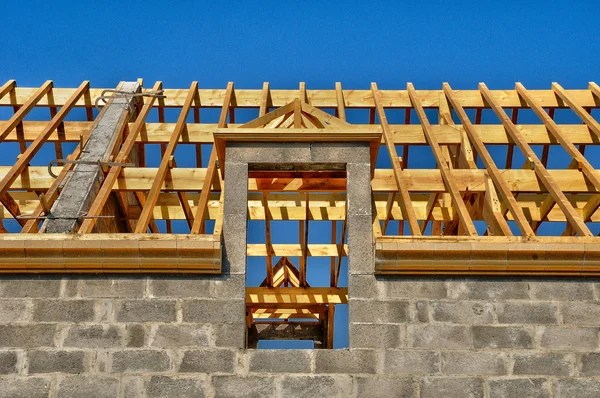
262;192;274;287
0;80;53;142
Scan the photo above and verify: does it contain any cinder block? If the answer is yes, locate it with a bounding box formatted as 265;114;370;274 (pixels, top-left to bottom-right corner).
354;376;415;398
513;353;574;376
383;279;447;300
115;300;176;322
496;302;558;324
0;377;51;398
151;325;211;348
145;376;206;398
212;375;275;398
222;214;248;275
56;376;119;398
120;377;142;398
111;350;170;373
248;349;311;373
82;278;145;298
466;280;530;300
415;300;430;322
227;142;311;163
32;299;95;322
347;163;372;216
539;327;599;351
179;349;236;373
430;301;494;324
182;299;244;324
0;300;29;322
212;274;245;300
0;350;18;374
420;377;484;398
529;281;595;301
213;323;245;349
472;326;534;349
561;302;600;325
553;378;600;398
408;324;471;349
383;350;440;374
315;349;376;374
349;299;409;323
487;377;550;398
442;351;507;375
0;325;56;348
0;278;61;298
28;350;85;374
150;278;213;298
347;215;374;275
125;324;147;348
63;325;123;348
349;323;403;349
310;142;370;164
280;375;353;398
222;162;249;216
580;352;600;376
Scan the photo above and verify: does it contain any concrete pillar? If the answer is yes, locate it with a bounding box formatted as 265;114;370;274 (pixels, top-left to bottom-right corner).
44;82;139;233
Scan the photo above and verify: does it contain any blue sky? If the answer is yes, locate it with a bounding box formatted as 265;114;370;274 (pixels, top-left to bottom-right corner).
1;1;599;348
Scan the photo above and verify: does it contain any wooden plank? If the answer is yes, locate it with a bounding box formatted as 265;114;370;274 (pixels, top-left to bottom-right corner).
0;81;53;142
246;287;348;304
0;80;16;100
259;82;271;117
262;193;274;287
248;244;347;257
335;82;346;121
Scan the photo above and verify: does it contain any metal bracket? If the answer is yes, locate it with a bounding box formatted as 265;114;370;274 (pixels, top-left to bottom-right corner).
94;89;166;112
47;159;136;178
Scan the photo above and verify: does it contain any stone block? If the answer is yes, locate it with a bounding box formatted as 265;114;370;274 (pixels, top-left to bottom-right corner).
222;162;249;216
150;278;213;298
151;325;211;348
145;376;206;398
124;324;146;348
82;278;146;298
0;325;55;348
222;214;248;274
0;377;50;398
111;350;170;373
0;278;61;298
529;281;595;301
115;300;176;322
0;300;29;322
383;350;440;374
408;325;471;349
315;349;376;374
513;353;574;376
120;377;142;397
0;351;18;374
349;323;403;349
182;299;244;324
280;375;353;398
32;300;95;322
310;142;370;164
347;162;372;216
212;375;275;398
383;279;447;299
213;323;245;348
430;301;494;324
248;350;311;373
472;326;534;349
496;302;558;324
488;377;550;398
539;327;599;351
57;376;119;398
553;378;600;398
227;142;311;164
212;274;246;300
179;349;236;373
442;351;507;375
349;299;408;323
347;215;374;275
28;350;85;374
415;300;430;322
466;280;530;300
579;352;600;376
420;377;484;398
354;376;415;398
63;325;122;348
561;302;600;325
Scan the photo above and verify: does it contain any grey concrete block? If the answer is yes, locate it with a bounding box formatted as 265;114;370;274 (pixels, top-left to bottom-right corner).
223;162;249;216
467;280;530;300
182;299;244;324
496;302;558;324
213;323;245;349
120;377;142;398
384;279;447;299
472;326;534;349
0;351;18;374
539;327;599;350
82;278;146;298
348;275;383;300
409;325;471;349
212;375;275;398
28;350;85;374
430;301;494;324
315;349;377;374
280;375;353;398
310;142;370;164
354;376;415;398
227;142;311;163
383;350;440;374
350;299;409;323
179;349;235;373
553;378;600;398
32;300;95;322
513;353;574;376
0;300;29;322
222;214;248;275
212;274;245;300
151;325;211;348
415;300;430;322
488;377;550;398
0;325;56;348
150;278;213;298
529;281;595;301
349;323;403;348
0;377;50;398
347;162;372;216
125;324;147;348
63;325;122;348
347;215;374;275
0;278;61;298
579;352;600;376
561;302;600;325
442;351;507;375
111;350;170;373
248;350;311;373
115;300;176;322
145;376;206;398
420;377;484;398
62;279;79;298
57;376;119;398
